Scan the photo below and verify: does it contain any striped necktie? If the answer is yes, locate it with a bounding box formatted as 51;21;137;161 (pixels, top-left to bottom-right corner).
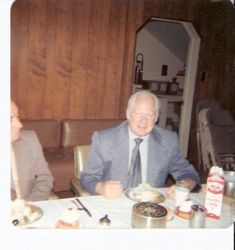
129;138;143;187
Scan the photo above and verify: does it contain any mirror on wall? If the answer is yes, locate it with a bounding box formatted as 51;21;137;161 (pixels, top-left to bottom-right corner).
132;17;201;157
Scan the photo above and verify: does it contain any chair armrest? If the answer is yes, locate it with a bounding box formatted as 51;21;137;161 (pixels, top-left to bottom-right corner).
49;192;59;200
70;177;90;196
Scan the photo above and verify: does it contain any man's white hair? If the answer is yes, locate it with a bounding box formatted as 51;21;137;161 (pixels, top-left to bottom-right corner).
126;90;160;119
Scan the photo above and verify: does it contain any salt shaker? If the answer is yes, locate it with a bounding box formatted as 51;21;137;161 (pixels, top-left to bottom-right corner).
189;204;207;228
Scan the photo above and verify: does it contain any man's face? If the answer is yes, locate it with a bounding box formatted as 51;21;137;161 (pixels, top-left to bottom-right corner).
11;102;22;142
127;95;157;137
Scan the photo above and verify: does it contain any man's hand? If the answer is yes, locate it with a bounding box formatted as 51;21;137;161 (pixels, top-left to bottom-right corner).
95;181;123;199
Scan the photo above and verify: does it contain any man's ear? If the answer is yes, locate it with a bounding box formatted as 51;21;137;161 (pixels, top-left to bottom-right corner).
155;111;160;123
126;109;129;120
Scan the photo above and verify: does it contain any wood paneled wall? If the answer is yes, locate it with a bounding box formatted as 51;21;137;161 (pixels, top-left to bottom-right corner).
11;0;235;173
188;1;235;174
11;0;202;120
11;0;131;119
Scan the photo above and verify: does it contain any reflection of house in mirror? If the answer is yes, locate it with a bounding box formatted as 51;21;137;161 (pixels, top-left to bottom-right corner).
133;18;200;157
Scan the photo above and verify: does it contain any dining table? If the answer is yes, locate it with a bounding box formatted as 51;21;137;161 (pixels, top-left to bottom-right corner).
15;185;235;229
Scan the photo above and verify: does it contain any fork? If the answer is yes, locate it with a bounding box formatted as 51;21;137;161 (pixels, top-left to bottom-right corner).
71;200;83;210
75;198;92;217
71;199;92;217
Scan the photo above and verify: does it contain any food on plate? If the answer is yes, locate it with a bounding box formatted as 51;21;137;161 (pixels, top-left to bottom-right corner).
11;199;42;226
56;208;82;229
126;183;165;203
174;199;193;219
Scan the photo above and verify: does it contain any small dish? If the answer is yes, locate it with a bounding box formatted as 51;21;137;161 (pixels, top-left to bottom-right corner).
174;206;191;220
12;205;43;227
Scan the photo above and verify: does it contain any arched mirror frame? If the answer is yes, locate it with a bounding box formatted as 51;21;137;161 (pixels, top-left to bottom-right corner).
132;17;201;158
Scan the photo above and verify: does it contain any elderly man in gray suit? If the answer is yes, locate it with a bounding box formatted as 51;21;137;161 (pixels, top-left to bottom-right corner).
11;101;54;201
80;90;200;199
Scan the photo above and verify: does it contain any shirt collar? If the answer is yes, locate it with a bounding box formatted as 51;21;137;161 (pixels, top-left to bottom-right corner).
128;127;150;141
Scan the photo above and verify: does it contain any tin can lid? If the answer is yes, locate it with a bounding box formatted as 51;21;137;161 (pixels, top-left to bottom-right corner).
133;202;167;218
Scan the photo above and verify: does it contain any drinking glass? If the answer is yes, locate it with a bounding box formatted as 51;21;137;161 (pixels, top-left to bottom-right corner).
175;181;190;207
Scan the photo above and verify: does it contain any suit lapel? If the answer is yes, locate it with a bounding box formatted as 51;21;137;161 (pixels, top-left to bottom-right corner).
112;122;130;186
147;128;167;186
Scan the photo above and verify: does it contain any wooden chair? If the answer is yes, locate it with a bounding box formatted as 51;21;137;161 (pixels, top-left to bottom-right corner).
70;145;91;196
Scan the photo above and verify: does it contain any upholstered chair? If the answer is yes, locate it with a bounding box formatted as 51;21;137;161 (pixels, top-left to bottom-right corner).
70;145;90;196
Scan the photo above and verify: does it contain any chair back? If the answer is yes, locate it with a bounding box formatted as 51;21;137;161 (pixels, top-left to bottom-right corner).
74;145;90;178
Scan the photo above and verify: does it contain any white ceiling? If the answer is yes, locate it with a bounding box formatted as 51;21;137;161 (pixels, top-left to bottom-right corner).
144;20;189;63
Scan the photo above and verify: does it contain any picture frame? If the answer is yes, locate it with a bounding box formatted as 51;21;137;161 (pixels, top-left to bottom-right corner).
167;79;179;95
142;80;169;95
158;81;168;94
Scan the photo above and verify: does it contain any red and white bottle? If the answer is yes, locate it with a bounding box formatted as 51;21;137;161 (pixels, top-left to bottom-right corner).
205;166;224;220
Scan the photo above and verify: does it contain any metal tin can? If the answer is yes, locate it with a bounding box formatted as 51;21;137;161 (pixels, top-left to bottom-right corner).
189;204;207;228
131;202;167;228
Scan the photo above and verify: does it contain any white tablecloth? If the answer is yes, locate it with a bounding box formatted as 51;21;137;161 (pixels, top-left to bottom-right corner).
19;187;235;229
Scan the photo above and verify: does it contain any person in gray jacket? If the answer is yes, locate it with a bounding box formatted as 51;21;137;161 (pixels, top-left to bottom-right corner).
11;101;54;201
80;90;200;199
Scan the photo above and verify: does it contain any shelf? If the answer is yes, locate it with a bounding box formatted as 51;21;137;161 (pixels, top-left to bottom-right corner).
157;95;183;102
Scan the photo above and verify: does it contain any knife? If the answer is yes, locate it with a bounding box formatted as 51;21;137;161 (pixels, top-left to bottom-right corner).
76;198;92;217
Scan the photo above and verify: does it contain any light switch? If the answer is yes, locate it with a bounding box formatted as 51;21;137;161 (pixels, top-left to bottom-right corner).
200;72;207;81
161;65;168;76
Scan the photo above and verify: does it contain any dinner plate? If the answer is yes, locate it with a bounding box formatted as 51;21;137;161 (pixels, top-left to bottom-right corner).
12;205;43;227
125;187;165;203
164;206;174;221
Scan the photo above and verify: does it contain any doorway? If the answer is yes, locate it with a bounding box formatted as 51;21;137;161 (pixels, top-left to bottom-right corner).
132;17;201;158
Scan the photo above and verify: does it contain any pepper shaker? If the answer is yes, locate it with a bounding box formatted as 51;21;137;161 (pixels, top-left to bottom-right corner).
189;204;207;228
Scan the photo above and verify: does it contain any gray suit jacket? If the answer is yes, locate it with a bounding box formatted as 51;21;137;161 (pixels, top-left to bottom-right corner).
12;130;54;201
80;121;200;194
